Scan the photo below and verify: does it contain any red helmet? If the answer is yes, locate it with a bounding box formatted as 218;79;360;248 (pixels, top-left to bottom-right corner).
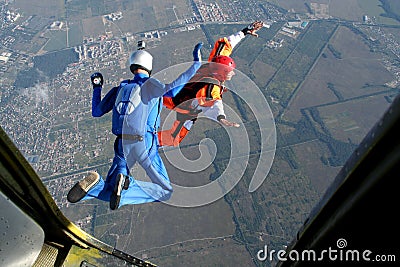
212;55;236;70
210;56;236;80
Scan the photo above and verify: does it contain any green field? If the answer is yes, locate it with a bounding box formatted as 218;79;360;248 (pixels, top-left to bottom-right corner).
13;0;65;18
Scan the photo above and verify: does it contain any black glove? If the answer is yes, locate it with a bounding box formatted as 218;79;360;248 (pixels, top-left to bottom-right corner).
241;21;264;37
90;72;103;88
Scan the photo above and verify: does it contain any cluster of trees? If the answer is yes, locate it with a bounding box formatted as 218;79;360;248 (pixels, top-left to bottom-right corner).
32;48;79;79
327;44;342;59
379;0;400;22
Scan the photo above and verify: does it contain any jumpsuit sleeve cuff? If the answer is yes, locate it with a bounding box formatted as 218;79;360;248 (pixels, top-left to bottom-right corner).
217;115;226;121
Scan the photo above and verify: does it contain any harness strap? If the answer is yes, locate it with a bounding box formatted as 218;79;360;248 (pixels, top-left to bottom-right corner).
214;41;226;58
121;134;144;142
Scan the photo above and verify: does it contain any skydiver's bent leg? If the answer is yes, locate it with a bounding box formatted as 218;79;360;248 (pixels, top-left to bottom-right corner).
67;171;101;203
95;136;130;203
67;137;130;204
118;160;173;206
68;173;112;202
119;178;172;206
118;133;173;207
109;173;130;210
158;119;195;147
104;137;130;184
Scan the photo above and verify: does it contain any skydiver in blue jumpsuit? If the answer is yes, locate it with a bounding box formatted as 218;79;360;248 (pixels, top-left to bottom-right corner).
67;43;202;210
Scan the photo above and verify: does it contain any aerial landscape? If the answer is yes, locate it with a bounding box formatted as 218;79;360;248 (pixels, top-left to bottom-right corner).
1;0;399;266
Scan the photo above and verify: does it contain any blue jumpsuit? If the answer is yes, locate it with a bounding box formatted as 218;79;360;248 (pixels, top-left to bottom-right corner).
81;62;200;207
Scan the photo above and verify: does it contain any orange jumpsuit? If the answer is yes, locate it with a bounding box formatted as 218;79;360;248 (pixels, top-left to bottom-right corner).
159;31;245;146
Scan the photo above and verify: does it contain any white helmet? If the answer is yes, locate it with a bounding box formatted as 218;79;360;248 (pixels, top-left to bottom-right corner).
129;50;153;73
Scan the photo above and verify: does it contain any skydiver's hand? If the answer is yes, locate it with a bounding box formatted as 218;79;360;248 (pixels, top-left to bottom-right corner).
90;72;103;88
242;21;264;37
193;42;203;62
220;118;240;128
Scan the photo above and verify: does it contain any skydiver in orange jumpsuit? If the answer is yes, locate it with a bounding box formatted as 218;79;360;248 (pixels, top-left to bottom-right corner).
159;21;264;147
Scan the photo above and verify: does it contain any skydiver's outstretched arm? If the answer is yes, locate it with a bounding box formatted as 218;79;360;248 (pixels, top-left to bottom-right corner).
201;99;240;128
208;20;265;60
142;43;202;102
227;20;265;47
